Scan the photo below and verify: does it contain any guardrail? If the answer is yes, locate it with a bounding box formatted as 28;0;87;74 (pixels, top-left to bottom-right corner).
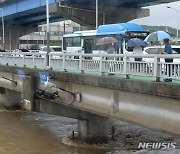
0;52;180;81
0;52;47;68
49;53;180;81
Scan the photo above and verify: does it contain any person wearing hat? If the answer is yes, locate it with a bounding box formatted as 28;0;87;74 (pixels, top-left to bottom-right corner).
161;38;173;55
161;38;173;81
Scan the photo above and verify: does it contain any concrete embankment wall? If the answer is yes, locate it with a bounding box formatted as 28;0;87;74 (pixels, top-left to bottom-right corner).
0;65;179;100
49;72;180;100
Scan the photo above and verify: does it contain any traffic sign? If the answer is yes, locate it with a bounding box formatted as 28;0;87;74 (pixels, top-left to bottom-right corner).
39;72;49;85
17;69;26;79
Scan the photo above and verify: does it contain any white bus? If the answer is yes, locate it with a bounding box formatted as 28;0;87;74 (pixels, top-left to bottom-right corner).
63;30;97;54
62;23;149;55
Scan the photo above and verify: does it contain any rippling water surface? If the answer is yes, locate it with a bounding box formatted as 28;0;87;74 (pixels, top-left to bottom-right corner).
0;109;179;154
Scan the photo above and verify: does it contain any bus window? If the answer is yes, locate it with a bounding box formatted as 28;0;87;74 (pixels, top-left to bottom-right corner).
63;37;81;48
73;37;81;46
84;39;94;54
67;38;73;47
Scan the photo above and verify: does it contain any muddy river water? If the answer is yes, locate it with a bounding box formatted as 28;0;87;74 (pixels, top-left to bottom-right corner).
0;109;179;154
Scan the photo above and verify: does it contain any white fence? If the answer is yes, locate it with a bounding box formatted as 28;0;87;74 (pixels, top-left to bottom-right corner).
49;53;180;81
0;52;47;68
0;52;180;81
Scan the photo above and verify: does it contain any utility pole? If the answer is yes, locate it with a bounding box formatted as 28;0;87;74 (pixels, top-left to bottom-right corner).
46;0;50;67
0;8;5;49
96;0;98;29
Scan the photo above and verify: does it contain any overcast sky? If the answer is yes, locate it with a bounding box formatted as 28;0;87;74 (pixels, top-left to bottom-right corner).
130;1;180;29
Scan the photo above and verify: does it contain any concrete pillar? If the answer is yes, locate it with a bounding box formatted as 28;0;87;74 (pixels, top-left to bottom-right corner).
0;25;38;50
78;114;109;143
22;76;36;111
4;32;19;50
0;87;21;109
111;91;119;115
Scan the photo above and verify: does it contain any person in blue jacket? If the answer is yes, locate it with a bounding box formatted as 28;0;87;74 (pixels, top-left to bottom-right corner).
161;38;173;81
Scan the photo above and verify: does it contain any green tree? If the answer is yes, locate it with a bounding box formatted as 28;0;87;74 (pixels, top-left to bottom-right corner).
49;40;62;46
29;44;39;50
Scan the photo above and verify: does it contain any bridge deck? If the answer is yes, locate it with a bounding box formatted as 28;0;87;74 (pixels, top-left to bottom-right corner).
60;0;179;7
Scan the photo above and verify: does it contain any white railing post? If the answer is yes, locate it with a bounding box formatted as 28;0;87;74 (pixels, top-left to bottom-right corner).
62;54;66;71
49;53;51;68
5;52;7;65
44;54;47;69
23;54;25;66
123;55;129;79
79;54;84;74
33;54;35;68
13;53;16;66
153;56;160;82
99;55;104;76
170;64;173;77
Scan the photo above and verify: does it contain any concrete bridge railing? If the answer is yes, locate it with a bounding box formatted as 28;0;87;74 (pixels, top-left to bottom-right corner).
0;52;180;81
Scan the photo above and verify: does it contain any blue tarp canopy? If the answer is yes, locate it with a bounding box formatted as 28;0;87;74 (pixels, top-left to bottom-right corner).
97;23;148;35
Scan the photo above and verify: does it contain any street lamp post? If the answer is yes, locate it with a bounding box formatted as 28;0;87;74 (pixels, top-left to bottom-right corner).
46;0;50;67
96;0;98;29
95;0;105;28
167;6;179;42
0;8;5;50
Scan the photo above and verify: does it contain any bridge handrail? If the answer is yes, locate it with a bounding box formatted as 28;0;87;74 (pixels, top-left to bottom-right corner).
48;53;180;81
0;52;47;55
0;52;180;81
49;52;180;58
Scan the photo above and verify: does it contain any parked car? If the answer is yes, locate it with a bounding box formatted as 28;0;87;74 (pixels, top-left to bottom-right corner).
142;46;180;63
142;46;180;76
0;49;6;52
12;49;31;57
0;49;6;56
39;46;62;58
40;46;62;52
170;45;180;54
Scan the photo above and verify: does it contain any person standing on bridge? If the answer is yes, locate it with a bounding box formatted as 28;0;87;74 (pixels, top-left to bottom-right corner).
160;38;173;81
106;43;116;74
106;43;115;57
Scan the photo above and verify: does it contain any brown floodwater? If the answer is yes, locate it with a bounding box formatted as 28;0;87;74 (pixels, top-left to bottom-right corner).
0;109;179;154
0;110;106;154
